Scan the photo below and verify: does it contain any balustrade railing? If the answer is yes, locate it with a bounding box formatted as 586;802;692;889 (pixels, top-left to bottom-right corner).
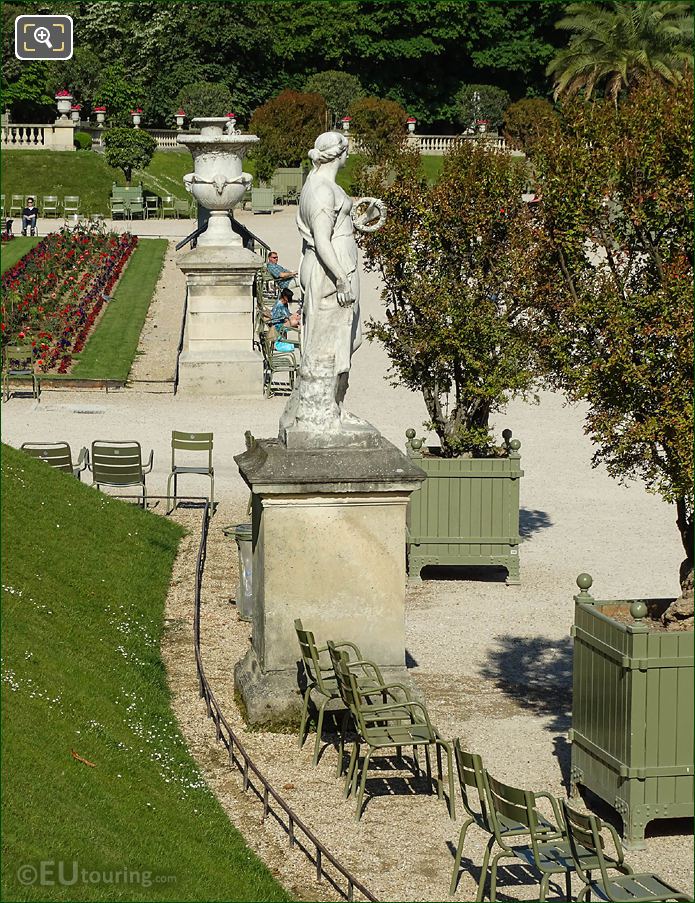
2;124;47;148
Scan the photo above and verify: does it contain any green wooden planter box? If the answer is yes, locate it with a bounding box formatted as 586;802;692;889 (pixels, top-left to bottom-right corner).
569;574;694;849
404;429;523;584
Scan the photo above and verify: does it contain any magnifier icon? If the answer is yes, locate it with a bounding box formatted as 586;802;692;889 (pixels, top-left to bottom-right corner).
33;26;53;49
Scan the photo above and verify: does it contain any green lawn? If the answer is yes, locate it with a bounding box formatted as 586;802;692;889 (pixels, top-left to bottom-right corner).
71;238;167;381
3;148;444;220
0;236;40;273
1;444;291;902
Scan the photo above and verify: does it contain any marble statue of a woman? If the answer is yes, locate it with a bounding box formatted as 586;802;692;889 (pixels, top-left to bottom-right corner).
279;131;386;449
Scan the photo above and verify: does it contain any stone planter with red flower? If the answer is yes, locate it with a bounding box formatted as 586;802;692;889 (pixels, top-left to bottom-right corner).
55;89;73;121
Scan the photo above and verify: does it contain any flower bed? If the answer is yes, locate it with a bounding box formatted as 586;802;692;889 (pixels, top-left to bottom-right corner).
1;225;138;373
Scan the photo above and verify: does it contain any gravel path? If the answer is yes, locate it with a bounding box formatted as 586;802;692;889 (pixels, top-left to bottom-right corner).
3;210;692;901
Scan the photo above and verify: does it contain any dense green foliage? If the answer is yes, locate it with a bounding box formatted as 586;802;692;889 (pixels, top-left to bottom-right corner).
250;90;326;181
176;81;234;121
303;70;365;128
547;1;693;101
1;444;291;901
454;84;511;130
103;128;157;185
502;98;559;152
360;144;539;456
73;130;93;151
2;1;563;129
347;97;408;162
529;75;693;593
71;239;167;380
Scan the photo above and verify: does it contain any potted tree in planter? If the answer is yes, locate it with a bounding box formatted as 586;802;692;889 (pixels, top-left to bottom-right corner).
359;142;539;583
529;76;693;845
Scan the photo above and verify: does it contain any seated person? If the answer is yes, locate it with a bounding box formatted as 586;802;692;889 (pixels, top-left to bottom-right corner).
21;198;38;236
266;250;297;291
267;288;301;345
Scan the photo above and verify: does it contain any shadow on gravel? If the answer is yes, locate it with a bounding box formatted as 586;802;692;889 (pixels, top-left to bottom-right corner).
419;564;508;583
480;635;573;786
519;507;553;538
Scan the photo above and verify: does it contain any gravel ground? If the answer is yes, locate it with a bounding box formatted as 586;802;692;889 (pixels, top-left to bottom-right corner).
3;213;692;902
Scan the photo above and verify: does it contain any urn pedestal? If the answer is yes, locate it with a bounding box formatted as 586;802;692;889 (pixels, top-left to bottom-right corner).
176;117;263;395
234;435;426;726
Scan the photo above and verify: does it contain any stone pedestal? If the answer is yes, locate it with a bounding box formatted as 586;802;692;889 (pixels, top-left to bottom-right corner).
177;243;263;395
234;435;426;726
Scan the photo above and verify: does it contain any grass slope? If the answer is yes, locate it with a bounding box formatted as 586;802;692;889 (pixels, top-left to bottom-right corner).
1;237;41;273
71;238;167;381
3;148;444;219
1;445;290;902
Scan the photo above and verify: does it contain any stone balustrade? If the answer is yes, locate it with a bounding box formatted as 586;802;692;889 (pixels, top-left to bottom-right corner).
2;122;75;151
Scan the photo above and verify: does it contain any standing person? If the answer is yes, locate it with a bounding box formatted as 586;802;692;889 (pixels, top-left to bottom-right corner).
266;251;297;291
21;197;38;236
279;130;385;443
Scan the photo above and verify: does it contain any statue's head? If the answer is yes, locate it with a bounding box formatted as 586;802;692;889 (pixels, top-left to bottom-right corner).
308;131;348;169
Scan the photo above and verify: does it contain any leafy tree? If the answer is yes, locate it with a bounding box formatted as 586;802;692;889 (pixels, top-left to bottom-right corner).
503;97;559;152
249;90;326;181
303;70;365;127
347;96;407;162
547;1;693;103
94;62;145;126
103;128;157;185
529;76;693;623
454;84;511;131
176;81;234;120
359;143;539;456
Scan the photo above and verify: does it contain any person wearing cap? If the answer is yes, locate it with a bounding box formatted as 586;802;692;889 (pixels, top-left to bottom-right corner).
266;251;297;291
270;287;301;336
21;198;38;236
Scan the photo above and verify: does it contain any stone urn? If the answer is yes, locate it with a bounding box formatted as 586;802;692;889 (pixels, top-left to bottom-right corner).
94;106;106;127
55;91;73;121
70;104;81;124
175;109;185;130
131;109;142;128
178;117;258;246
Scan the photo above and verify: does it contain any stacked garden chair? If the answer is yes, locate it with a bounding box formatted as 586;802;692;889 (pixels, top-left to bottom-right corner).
294;619;391;768
328;641;455;821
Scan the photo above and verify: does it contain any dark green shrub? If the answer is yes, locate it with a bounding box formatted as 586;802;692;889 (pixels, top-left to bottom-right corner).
73;131;93;150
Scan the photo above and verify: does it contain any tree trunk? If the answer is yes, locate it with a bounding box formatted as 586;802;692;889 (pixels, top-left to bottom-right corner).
662;498;694;629
124;166;132;186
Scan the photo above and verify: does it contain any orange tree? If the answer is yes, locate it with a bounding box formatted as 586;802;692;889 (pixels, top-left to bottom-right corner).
359;141;539;457
529;76;693;621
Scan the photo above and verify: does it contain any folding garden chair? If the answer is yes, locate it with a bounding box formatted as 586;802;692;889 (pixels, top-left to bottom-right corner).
21;442;88;479
294;619;391;768
2;344;41;402
328;642;455;821
482;773;606;902
166;431;214;514
144;196;159;219
63;196;80;218
562;801;689;903
450;740;559;898
9;195;23;217
42;195;59;218
89;440;154;508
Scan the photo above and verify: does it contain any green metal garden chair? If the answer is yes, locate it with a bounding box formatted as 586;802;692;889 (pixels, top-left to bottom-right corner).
89;440;153;508
328;642;455;822
21;442;88;479
42;195;59;218
144;196;159;219
295;619;395;769
2;344;41;402
450;741;560;898
63;196;80;217
160;196;177;218
562;801;689;903
9;194;23;217
482;773;609;902
166;431;214;514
